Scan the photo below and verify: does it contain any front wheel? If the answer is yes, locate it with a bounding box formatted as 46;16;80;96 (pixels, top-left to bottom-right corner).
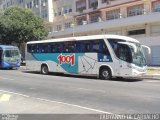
41;65;49;75
99;68;111;80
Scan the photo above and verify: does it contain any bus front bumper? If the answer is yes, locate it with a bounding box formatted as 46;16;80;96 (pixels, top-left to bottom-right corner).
1;62;21;69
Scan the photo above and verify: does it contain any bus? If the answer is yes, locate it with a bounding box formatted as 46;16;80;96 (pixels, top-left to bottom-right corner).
0;45;21;69
26;35;150;80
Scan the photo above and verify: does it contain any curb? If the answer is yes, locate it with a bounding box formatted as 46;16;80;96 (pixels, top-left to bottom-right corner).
142;74;160;79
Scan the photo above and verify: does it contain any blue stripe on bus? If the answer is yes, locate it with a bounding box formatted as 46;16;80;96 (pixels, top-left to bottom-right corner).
32;53;112;74
32;53;84;74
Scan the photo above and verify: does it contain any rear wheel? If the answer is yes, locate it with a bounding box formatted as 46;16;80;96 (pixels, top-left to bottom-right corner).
100;68;111;80
41;65;49;75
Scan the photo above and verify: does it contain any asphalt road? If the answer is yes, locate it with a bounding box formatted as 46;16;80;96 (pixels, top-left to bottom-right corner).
0;69;160;114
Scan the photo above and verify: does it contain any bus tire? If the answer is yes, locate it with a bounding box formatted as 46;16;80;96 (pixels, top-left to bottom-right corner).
99;68;111;80
41;64;49;75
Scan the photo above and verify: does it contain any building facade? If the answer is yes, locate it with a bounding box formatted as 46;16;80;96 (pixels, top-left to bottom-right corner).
0;0;54;23
49;0;160;66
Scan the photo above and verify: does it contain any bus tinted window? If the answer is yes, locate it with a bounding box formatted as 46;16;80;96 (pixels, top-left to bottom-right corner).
56;42;63;53
75;41;83;53
108;38;122;57
92;40;99;52
27;39;110;54
64;42;76;53
27;44;36;53
83;41;91;52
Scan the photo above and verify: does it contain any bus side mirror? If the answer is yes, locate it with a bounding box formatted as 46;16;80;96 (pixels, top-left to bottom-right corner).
141;45;151;54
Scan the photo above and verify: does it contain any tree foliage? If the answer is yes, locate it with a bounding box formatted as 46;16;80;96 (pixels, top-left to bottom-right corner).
0;6;48;44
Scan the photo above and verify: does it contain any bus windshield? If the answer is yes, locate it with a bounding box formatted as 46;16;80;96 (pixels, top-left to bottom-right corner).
4;49;20;58
108;39;146;67
130;43;146;66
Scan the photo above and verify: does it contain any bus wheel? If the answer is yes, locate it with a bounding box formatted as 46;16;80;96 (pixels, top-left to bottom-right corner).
100;68;111;80
41;65;49;75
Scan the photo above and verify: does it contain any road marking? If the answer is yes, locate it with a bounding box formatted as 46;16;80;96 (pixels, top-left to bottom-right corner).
36;97;111;114
0;89;111;114
76;88;106;93
0;90;29;98
0;77;15;81
0;94;11;102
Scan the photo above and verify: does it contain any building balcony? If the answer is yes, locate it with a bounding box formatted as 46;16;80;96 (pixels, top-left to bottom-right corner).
48;11;160;38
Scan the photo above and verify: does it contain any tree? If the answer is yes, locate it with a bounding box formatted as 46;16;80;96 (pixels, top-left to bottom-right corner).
0;6;48;45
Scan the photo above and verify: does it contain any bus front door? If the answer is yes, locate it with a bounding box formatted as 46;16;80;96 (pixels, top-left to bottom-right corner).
118;45;132;77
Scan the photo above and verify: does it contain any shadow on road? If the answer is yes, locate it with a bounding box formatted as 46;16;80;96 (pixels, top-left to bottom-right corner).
22;71;143;82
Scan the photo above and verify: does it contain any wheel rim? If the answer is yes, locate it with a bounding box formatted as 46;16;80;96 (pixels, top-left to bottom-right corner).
102;70;109;78
42;66;48;74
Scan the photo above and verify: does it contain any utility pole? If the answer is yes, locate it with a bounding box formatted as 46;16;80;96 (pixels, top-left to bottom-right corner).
39;0;42;17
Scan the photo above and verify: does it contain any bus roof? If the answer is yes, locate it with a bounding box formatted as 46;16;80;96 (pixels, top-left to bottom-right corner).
27;35;140;44
0;45;18;49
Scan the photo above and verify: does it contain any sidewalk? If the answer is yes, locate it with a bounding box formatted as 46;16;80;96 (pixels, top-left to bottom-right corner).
145;66;160;79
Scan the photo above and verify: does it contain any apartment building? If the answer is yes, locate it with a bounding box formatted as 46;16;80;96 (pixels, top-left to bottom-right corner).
52;0;74;34
49;0;160;66
0;0;54;23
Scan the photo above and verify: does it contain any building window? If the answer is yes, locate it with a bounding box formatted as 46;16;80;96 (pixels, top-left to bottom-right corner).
19;0;24;4
33;0;39;7
152;1;160;12
42;10;48;18
102;0;115;4
62;6;72;14
106;9;120;20
76;0;86;12
89;0;98;9
128;29;145;35
27;1;33;8
65;22;71;29
42;0;47;6
76;16;87;25
90;15;100;23
127;5;144;17
56;25;62;31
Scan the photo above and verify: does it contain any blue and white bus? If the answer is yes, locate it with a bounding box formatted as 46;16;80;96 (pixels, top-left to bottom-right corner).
26;35;150;79
0;45;21;69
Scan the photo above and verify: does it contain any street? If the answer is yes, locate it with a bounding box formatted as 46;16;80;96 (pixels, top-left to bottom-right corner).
0;69;160;114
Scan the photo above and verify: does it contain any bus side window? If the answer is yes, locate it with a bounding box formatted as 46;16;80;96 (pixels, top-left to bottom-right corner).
44;44;49;53
99;40;110;55
31;45;36;53
36;44;40;53
55;42;63;53
67;42;76;53
83;41;92;52
75;41;83;53
51;43;56;53
27;45;31;53
47;44;51;53
64;42;69;53
92;40;99;53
